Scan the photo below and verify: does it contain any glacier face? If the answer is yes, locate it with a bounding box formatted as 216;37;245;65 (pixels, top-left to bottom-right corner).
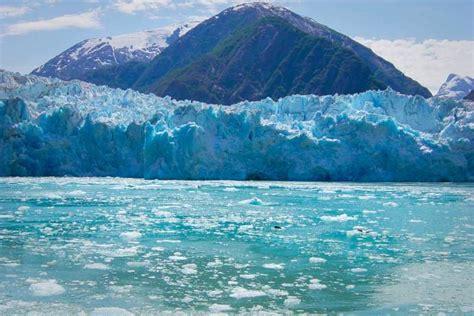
0;70;473;181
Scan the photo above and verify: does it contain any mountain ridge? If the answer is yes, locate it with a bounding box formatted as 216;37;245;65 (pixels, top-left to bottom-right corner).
31;21;199;81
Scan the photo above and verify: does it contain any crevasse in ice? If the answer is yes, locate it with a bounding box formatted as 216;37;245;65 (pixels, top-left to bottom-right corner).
0;70;472;181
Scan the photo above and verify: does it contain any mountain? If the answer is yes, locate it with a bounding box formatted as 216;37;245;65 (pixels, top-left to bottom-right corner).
436;74;474;100
31;22;199;81
100;2;431;103
1;70;471;180
34;2;432;103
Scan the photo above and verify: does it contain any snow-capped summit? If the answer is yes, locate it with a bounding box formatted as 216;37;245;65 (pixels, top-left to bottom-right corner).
436;74;474;100
31;21;199;81
229;2;288;12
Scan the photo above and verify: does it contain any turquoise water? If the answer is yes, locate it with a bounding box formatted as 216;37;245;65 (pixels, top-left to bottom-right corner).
0;178;473;315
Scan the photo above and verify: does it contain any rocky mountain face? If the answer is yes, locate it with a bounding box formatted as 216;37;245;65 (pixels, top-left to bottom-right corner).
463;90;474;101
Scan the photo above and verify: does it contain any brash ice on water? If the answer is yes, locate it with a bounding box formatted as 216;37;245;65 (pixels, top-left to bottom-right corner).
0;178;473;314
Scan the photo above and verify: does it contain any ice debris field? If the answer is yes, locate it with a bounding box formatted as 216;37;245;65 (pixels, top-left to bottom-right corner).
1;70;473;181
0;178;473;314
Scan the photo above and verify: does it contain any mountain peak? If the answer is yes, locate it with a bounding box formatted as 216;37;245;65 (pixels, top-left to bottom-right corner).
219;1;303;22
229;2;287;11
436;73;474;100
447;73;459;81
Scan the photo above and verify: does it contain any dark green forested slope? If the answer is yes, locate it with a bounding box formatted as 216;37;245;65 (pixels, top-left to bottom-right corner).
150;17;385;104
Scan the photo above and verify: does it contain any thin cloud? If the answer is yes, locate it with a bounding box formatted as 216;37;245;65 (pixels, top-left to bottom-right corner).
114;0;291;16
2;10;101;36
0;6;30;19
355;37;474;94
114;0;172;14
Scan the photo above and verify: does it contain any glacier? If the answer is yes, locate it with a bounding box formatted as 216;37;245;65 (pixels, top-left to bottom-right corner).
0;70;473;181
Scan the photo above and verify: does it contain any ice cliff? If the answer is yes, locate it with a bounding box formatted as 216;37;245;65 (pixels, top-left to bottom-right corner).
1;70;472;181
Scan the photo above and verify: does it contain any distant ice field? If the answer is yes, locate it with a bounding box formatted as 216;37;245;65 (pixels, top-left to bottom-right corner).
0;177;473;314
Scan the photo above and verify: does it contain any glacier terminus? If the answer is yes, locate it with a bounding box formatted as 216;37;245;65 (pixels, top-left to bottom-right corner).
0;70;473;181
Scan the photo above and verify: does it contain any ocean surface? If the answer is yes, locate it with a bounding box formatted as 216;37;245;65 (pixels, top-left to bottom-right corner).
0;177;473;315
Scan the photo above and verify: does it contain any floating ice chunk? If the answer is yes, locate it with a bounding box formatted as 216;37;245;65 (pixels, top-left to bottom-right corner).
321;214;357;222
127;261;148;267
351;268;367;273
240;274;257;279
444;236;455;243
308;278;327;290
358;195;375;200
208;289;223;297
169;253;187;261
44;192;63;199
347;226;377;237
230;287;266;299
67;190;86;196
263;263;285;270
266;288;288;296
182;296;193;303
309;283;327;290
362;210;377;215
109;285;133;293
29;279;65;296
84;263;109;270
209;304;232;312
110;247;138;257
223;187;239;192
156;239;181;243
284;296;301;306
238;224;254;232
153;210;173;217
207;259;223;268
238;197;263;205
181;263;197;274
309;257;327;264
120;231;142;241
90;307;134;316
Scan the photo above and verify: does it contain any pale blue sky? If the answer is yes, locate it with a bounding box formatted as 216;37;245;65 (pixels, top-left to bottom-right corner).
0;0;473;92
